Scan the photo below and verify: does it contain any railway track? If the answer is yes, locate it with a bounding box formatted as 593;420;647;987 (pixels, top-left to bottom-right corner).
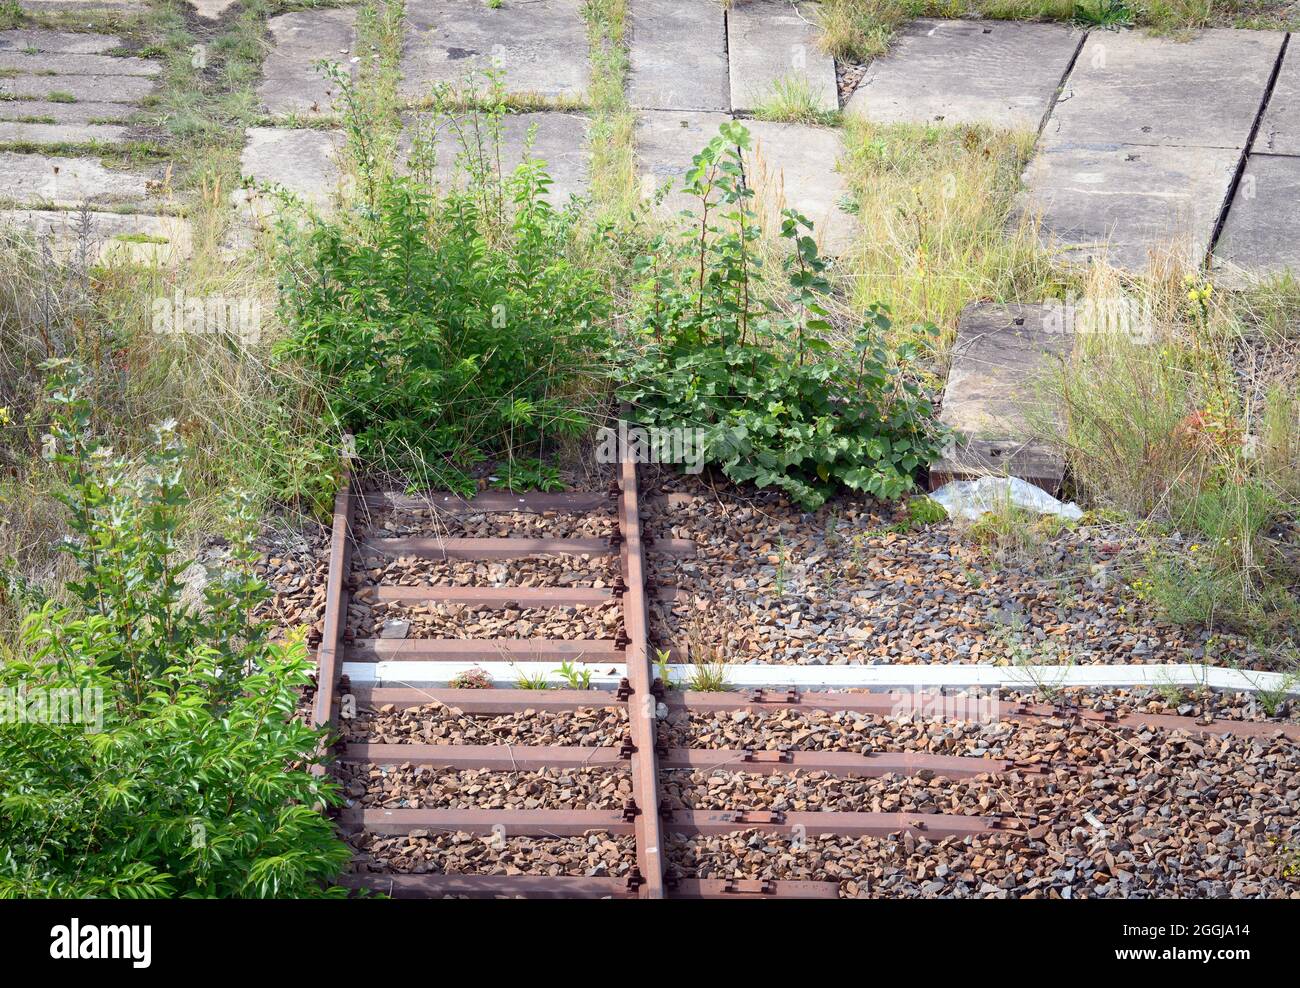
310;447;1300;899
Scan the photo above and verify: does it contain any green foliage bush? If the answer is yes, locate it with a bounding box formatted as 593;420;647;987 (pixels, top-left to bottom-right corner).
0;363;349;897
618;121;943;509
276;97;612;493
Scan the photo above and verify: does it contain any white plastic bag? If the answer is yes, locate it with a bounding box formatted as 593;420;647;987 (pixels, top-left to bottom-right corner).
929;476;1083;522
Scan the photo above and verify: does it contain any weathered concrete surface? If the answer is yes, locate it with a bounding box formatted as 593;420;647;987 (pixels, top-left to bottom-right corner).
635;109;732;216
0;208;191;265
629;0;729;112
1213;153;1300;285
1255;43;1300;155
259;8;358;118
0;30;122;53
846;20;1081;130
0;74;155;102
0;151;158;207
0;52;159;75
931;303;1071;493
18;1;132;8
401;0;589;102
1045;29;1283;149
236;127;346;217
192;0;239;17
727;0;837;115
0;121;129;145
744;120;853;255
402;111;591;204
1019;142;1240;272
0;99;133;125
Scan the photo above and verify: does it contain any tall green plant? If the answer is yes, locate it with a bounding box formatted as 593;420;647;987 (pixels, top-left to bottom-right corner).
619;122;943;509
0;362;349;898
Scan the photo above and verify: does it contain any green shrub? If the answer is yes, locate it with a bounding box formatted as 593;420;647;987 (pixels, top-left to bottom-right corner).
276;106;611;493
618;121;944;509
0;362;349;897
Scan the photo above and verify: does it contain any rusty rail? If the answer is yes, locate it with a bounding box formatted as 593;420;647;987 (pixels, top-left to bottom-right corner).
312;470;354;730
616;448;667;898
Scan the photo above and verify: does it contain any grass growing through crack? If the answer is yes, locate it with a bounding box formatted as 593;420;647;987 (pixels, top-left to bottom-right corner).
840;119;1068;356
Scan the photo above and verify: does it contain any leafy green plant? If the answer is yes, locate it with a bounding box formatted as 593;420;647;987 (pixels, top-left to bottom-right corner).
0;362;349;898
554;661;593;689
618;122;944;510
906;496;947;528
277;81;611;493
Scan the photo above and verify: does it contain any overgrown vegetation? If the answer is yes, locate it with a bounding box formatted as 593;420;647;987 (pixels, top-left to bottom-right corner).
278;77;612;493
619;121;945;509
0;366;348;897
1052;273;1300;646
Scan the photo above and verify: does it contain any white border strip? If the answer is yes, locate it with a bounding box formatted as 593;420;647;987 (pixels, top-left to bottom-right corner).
343;661;1299;695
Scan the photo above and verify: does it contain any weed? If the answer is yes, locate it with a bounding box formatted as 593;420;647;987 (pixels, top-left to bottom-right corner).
907;495;947;528
752;74;840;126
619;121;945;509
686;661;730;692
554;661;593;690
1072;0;1134;27
515;667;552;690
278;77;612;492
449;667;493;689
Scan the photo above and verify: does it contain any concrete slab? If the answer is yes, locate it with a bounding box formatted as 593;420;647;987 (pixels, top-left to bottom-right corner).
1019;142;1240;273
745;120;853;254
845;19;1081;131
0;99;134;124
259;8;358;118
0;121;128;144
635;108;732;216
0;151;157;207
0;74;155;102
727;0;837;115
0;30;123;54
1255;42;1300;155
19;1;132;7
1046;29;1284;149
18;1;132;8
402;111;591;204
192;0;238;18
930;303;1071;492
1213;153;1300;285
0;52;159;75
236;126;346;217
0;208;191;265
629;0;729;112
400;0;589;102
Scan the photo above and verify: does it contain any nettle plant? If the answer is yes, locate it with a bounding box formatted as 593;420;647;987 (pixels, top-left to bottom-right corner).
277;73;611;493
619;121;944;509
0;363;349;898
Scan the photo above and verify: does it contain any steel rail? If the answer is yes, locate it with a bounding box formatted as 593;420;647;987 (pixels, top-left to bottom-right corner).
617;449;668;898
312;470;354;730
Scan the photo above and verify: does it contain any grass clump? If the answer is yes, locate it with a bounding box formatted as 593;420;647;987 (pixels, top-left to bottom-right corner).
841;120;1065;355
1053;273;1300;641
618;121;945;509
